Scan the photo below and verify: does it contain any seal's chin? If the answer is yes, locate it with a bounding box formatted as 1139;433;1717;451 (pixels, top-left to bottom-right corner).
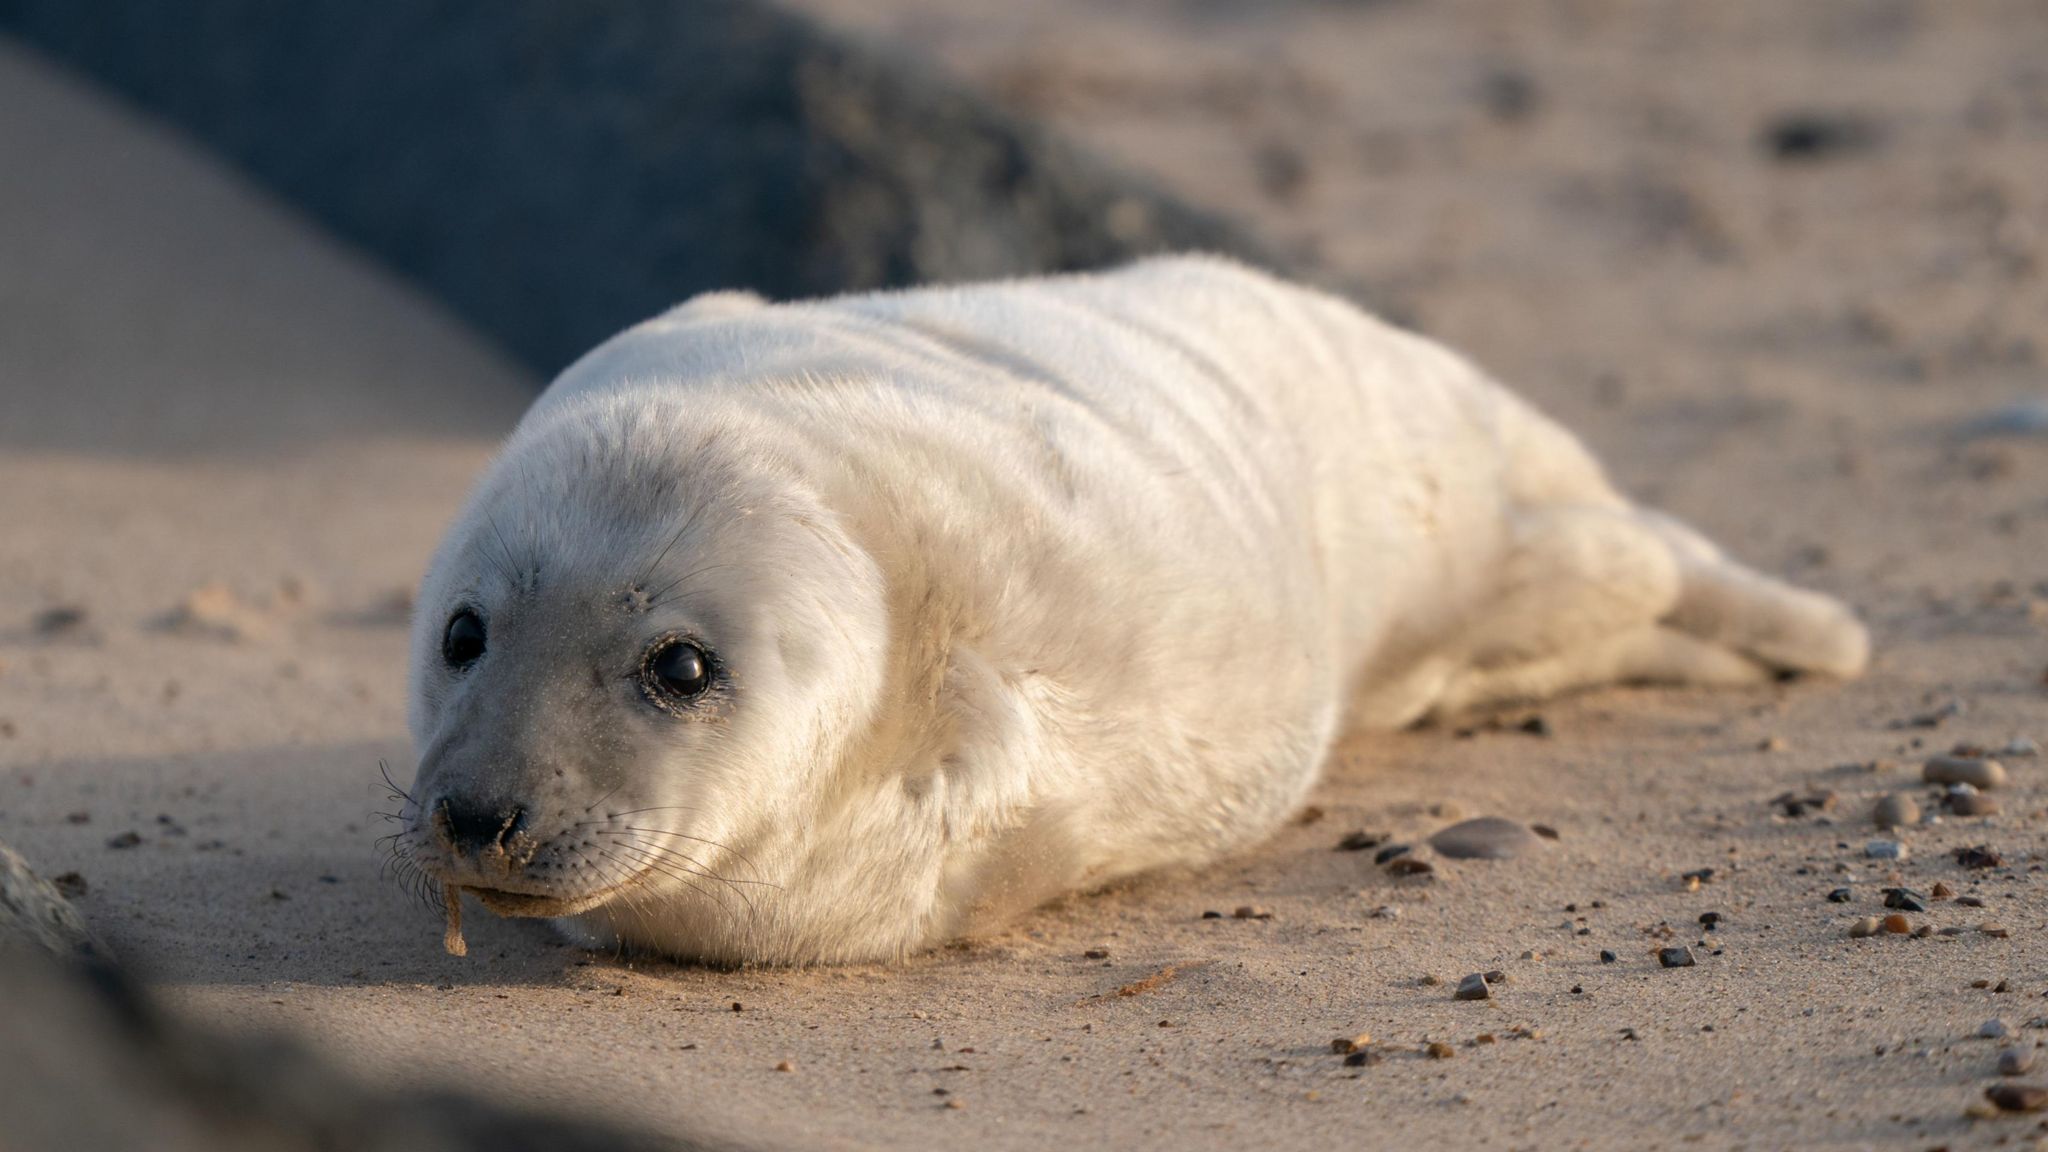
458;882;637;919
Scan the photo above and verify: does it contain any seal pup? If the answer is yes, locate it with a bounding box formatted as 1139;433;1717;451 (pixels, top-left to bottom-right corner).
398;256;1867;964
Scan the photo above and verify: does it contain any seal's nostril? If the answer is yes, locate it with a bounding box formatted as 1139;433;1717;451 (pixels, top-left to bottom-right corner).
434;796;529;858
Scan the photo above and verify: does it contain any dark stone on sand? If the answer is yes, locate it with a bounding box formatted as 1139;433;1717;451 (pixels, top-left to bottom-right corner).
1762;113;1882;162
1454;973;1490;1001
1882;888;1928;912
1955;846;2004;869
0;0;1281;377
1986;1084;2048;1114
1658;947;1695;969
1428;817;1544;861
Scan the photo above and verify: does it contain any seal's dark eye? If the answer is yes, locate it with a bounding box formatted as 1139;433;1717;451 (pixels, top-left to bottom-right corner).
645;639;711;701
442;610;486;668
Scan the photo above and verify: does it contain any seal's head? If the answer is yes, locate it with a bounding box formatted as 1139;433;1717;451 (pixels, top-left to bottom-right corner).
397;390;885;949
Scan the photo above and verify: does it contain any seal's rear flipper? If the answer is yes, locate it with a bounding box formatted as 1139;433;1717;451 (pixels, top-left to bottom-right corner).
1638;510;1871;680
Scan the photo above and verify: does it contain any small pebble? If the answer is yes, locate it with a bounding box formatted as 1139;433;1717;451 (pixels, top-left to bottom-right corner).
1930;882;1954;900
1343;1048;1383;1067
774;1060;795;1072
1865;840;1907;861
1374;844;1411;865
1902;699;1967;729
31;605;88;636
1599;950;1618;964
1826;887;1854;903
1233;905;1271;920
1982;1019;2015;1039
1955;845;2004;869
1949;792;2001;816
1881;913;1911;934
1083;948;1109;960
1530;824;1560;840
1429;817;1545;860
1980;923;2011;938
1957;895;1986;908
1454;973;1491;1001
1330;1033;1372;1054
1848;917;1883;938
105;831;142;850
1882;888;1928;913
1923;756;2006;790
1658;947;1696;968
1872;794;1919;830
2000;1048;2036;1076
1986;1084;2048;1114
1386;858;1435;877
51;871;87;899
1424;1041;1455;1060
1336;830;1384;852
1998;737;2038;759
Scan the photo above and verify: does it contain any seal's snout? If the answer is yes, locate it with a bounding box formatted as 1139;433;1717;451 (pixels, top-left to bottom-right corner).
431;795;532;863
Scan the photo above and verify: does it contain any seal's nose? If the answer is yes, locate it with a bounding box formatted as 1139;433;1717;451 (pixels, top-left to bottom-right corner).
433;796;529;859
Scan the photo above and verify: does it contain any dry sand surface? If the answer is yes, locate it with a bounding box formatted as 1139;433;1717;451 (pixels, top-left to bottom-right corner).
5;2;2048;1148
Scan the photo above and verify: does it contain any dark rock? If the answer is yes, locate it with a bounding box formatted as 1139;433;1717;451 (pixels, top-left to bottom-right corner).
1986;1084;2048;1113
1385;858;1435;877
105;832;142;850
1826;887;1853;903
1599;950;1618;964
1955;845;2004;869
0;0;1283;378
29;605;88;637
1428;817;1544;861
1762;113;1882;162
1882;888;1929;913
1658;947;1695;969
1374;844;1412;865
1335;830;1384;852
1454;973;1490;1001
1777;791;1837;817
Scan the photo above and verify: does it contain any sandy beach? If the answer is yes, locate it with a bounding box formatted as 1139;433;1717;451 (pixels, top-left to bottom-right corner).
3;2;2047;1147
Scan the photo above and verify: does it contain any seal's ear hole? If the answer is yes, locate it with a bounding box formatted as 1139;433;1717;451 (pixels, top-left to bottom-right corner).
643;637;712;704
443;609;487;669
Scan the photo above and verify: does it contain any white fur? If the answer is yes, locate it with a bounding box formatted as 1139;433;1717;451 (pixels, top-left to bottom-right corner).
402;256;1867;964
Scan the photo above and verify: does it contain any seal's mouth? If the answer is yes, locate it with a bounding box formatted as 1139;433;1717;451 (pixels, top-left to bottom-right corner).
462;885;623;918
